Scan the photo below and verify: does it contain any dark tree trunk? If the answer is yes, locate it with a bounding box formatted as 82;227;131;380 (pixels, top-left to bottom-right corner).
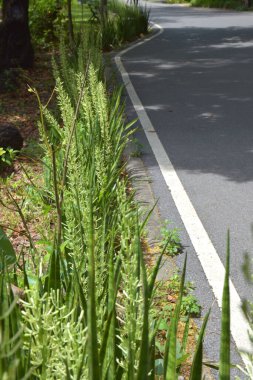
100;0;108;25
0;0;34;70
67;0;75;49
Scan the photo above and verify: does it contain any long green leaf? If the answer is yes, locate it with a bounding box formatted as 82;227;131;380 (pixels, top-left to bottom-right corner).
0;227;16;268
137;223;151;380
99;309;114;368
87;184;100;380
47;247;61;291
219;232;231;380
140;201;158;233
149;331;156;380
189;309;210;380
105;243;118;380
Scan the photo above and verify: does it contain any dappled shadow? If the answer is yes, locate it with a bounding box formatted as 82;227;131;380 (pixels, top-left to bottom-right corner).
149;3;253;28
123;5;253;183
122;8;253;374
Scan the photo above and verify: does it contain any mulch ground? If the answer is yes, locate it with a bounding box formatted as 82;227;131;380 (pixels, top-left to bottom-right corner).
0;47;55;142
0;47;55;254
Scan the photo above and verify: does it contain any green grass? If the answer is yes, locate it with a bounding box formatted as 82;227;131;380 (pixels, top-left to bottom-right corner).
66;0;150;50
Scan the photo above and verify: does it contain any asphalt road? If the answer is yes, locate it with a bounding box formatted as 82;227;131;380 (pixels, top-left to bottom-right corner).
119;3;253;378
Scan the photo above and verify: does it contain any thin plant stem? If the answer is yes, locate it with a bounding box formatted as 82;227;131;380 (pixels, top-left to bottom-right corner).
5;188;37;269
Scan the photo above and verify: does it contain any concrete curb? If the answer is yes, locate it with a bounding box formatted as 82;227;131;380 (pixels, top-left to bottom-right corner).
125;141;178;281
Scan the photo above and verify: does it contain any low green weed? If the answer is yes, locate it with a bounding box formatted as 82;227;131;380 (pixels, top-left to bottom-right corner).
0;147;17;167
167;273;194;294
181;294;201;317
160;274;201;317
160;220;183;256
130;137;144;157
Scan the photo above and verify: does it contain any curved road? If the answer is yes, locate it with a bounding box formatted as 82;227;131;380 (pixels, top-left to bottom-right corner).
118;3;253;378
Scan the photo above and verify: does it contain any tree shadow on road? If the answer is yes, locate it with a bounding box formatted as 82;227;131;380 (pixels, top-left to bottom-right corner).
123;22;253;183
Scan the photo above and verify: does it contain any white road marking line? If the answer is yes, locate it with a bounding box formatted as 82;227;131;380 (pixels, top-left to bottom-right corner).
115;23;252;358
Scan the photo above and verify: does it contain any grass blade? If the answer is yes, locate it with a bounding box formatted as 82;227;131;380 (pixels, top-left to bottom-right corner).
99;309;114;367
0;227;16;268
87;184;100;379
189;309;210;380
219;231;231;380
137;223;151;380
105;244;118;380
46;246;61;291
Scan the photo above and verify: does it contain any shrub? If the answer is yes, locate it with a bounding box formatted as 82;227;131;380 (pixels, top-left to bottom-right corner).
29;0;64;45
102;1;150;50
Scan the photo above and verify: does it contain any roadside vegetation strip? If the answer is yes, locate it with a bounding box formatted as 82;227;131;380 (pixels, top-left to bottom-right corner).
115;22;252;357
0;31;202;378
0;5;196;379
